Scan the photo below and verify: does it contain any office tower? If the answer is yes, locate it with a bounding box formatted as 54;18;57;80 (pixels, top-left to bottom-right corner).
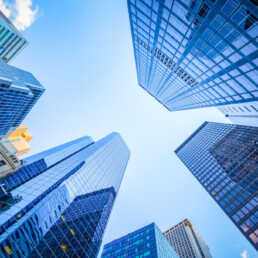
217;101;258;127
0;132;130;257
127;0;258;111
175;122;258;250
164;219;212;258
101;223;179;258
1;124;33;157
0;59;45;140
0;11;28;63
0;11;44;140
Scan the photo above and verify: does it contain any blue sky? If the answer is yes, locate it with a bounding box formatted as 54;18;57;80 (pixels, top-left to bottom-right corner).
7;0;256;257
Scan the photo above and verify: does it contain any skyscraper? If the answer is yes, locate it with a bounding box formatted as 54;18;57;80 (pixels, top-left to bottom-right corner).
101;223;179;257
217;101;258;127
175;122;258;250
163;219;212;258
0;11;28;63
0;59;45;140
0;10;45;140
1;124;33;157
127;0;258;111
0;132;130;257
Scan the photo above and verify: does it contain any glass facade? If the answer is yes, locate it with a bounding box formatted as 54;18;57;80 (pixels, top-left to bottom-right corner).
0;11;28;63
101;223;179;257
127;0;258;111
175;122;258;250
0;59;45;140
164;219;212;258
0;132;130;257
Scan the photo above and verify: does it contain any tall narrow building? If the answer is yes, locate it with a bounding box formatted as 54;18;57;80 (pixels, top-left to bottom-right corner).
101;223;179;257
127;0;258;111
175;122;258;250
164;219;212;258
0;132;130;257
0;11;28;63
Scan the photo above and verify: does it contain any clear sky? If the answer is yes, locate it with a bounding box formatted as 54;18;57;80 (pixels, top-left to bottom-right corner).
8;0;256;257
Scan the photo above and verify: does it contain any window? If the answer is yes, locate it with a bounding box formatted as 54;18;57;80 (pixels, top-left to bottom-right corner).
199;4;210;18
0;160;6;166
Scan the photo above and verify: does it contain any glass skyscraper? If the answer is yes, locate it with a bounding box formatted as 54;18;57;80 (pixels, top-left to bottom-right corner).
0;132;130;257
0;10;44;140
127;0;258;111
163;219;212;258
0;11;28;63
101;223;179;257
175;122;257;250
0;59;45;140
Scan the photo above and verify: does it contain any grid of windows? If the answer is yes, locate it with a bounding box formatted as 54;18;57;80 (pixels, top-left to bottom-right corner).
175;122;258;250
0;58;45;139
0;132;130;257
128;0;258;111
0;11;28;63
164;219;211;258
101;223;179;258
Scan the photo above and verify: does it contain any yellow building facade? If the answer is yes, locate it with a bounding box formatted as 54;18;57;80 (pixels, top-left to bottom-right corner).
1;125;33;157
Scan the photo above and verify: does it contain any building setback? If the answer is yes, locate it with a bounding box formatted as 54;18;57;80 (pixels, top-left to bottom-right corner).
175;122;258;250
164;219;212;258
101;223;179;257
0;132;130;257
127;0;258;111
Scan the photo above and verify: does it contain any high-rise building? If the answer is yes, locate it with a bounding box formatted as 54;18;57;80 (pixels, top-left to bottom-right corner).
101;223;179;258
0;132;130;257
1;124;33;157
0;59;45;140
217;101;258;127
127;0;258;111
163;219;212;258
0;11;28;63
175;122;258;250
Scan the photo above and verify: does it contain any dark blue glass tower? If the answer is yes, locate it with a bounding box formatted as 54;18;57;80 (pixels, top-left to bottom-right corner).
29;188;116;257
0;132;130;257
0;59;45;139
101;223;179;257
128;0;258;111
175;122;258;250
